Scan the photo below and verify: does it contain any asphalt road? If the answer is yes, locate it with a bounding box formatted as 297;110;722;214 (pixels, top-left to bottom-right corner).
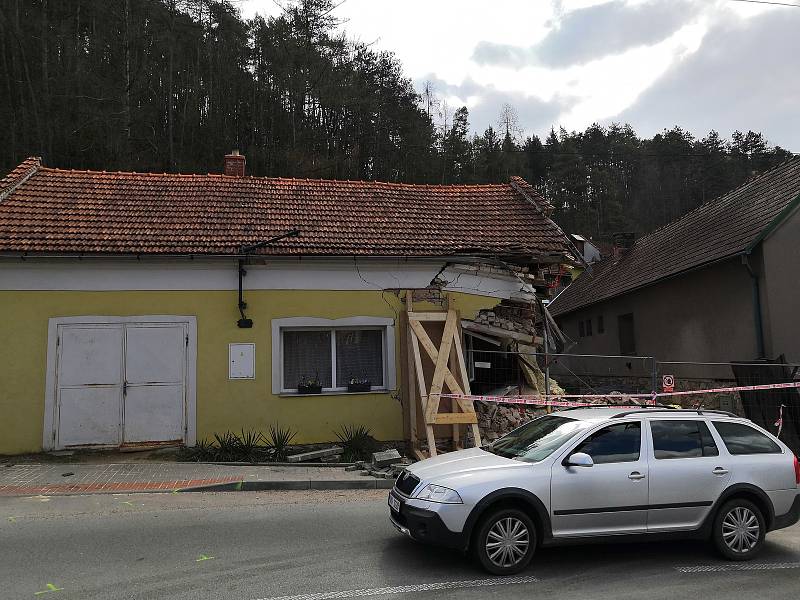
1;490;799;600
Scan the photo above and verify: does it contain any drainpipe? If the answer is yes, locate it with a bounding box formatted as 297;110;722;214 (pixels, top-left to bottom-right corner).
741;254;765;359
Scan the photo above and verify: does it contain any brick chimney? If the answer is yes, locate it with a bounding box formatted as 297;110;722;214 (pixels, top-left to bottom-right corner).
612;232;635;260
224;150;246;177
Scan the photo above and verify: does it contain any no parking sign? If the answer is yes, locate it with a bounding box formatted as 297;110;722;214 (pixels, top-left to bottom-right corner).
662;374;675;393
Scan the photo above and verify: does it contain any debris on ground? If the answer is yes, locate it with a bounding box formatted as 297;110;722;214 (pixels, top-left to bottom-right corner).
286;446;343;463
371;449;402;468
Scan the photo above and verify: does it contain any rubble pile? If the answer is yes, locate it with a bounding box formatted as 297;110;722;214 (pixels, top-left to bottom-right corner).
473;306;537;336
475;402;547;442
345;449;411;479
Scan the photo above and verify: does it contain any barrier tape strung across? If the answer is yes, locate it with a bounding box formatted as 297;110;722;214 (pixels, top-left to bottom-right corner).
439;380;800;408
438;394;655;409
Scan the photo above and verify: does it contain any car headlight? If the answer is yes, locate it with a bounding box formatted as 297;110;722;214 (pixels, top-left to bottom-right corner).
414;484;463;504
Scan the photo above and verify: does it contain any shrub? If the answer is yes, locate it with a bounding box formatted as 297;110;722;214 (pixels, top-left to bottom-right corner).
266;423;297;461
335;424;378;462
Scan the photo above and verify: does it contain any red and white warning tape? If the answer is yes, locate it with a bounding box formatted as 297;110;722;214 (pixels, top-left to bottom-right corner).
439;393;656;409
439;380;800;409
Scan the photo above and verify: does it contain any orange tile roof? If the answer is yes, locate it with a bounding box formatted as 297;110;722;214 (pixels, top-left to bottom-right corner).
0;158;569;258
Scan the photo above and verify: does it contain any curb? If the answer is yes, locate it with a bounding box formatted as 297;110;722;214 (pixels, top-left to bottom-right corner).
181;479;395;492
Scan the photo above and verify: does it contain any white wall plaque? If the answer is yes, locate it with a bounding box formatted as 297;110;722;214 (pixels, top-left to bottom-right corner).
229;343;255;379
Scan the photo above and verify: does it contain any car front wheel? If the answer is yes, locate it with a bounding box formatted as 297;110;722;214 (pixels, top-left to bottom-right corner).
472;508;536;575
713;499;765;560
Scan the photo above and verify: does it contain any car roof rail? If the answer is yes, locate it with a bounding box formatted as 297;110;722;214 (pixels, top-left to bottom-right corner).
558;403;674;412
610;408;739;419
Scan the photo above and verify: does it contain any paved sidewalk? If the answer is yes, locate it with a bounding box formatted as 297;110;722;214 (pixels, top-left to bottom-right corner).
0;463;394;496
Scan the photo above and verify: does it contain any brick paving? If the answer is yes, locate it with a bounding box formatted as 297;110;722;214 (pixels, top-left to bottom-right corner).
0;463;386;496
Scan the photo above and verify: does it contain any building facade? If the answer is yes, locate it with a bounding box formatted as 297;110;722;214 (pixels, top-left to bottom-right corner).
0;157;570;455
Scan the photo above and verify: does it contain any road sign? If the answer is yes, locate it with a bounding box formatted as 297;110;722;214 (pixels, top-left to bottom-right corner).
662;374;675;393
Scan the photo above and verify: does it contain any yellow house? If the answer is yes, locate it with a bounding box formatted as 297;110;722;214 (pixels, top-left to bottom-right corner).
0;155;571;455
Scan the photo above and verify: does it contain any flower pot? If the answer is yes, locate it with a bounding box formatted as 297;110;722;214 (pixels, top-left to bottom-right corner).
297;384;322;394
347;383;372;393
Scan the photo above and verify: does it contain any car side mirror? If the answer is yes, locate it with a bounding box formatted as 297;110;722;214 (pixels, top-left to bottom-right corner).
564;452;594;467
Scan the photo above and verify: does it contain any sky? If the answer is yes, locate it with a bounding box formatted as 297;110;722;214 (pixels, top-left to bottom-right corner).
240;0;800;150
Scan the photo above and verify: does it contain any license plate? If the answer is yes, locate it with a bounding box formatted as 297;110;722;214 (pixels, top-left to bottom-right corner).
388;494;401;512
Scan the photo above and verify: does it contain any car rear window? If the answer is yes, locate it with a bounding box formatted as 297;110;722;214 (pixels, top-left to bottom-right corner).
651;420;718;459
712;421;782;455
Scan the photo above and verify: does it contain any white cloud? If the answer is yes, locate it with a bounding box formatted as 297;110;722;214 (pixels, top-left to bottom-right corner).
240;0;798;149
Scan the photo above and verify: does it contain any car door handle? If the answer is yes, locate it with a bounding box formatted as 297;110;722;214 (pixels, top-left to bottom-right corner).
712;467;729;476
628;472;646;480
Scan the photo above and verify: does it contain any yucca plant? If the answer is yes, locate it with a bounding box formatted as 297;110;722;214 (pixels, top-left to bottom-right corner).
266;423;297;461
182;438;215;462
213;431;241;462
335;424;378;462
237;429;267;463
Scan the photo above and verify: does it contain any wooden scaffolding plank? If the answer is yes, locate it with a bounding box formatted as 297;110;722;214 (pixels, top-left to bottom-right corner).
405;326;418;448
408;319;464;396
425;310;458;423
407;312;448;322
406;305;482;456
434;413;479;425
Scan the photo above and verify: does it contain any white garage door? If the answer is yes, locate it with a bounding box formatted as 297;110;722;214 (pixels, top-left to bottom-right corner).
54;321;188;449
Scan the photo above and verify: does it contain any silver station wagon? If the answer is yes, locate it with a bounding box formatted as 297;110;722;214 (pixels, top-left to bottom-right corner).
388;406;800;574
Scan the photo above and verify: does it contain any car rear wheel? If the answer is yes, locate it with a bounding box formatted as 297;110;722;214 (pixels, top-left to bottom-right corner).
713;499;765;560
472;508;536;575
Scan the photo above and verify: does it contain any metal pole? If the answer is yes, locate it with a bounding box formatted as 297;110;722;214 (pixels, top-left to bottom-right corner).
651;358;658;397
543;310;551;397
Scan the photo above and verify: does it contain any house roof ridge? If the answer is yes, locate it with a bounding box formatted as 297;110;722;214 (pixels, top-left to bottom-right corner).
630;156;800;248
0;156;42;202
31;164;520;190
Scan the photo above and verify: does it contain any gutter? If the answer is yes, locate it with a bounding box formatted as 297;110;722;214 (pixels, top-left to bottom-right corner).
741;253;765;359
0;252;566;263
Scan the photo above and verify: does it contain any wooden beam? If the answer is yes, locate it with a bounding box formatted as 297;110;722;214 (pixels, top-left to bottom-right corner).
408;312;447;322
405;326;418;449
425;310;458;423
433;413;479;425
408;319;463;395
408;320;439;362
460;320;536;344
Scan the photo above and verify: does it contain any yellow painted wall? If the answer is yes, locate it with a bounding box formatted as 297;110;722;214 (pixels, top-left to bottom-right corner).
0;289;496;455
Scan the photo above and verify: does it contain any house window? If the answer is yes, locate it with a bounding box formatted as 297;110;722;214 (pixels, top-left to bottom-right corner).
585;319;593;337
282;328;384;391
271;317;396;394
578;320;585;337
618;313;636;356
597;315;604;334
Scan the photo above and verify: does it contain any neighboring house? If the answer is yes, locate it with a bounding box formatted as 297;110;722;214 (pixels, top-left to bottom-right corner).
549;157;800;376
0;155;571;455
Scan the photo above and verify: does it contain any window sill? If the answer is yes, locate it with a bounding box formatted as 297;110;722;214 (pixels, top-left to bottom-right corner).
279;389;390;398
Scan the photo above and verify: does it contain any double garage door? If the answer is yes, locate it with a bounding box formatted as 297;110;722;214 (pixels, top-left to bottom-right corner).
52;320;191;449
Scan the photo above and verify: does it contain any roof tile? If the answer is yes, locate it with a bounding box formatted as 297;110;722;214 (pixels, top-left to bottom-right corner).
0;159;569;258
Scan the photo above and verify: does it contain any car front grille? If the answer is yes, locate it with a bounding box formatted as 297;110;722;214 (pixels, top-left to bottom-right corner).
394;471;420;496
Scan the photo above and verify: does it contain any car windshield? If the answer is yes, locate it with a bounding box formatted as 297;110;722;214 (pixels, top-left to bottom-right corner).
485;415;591;463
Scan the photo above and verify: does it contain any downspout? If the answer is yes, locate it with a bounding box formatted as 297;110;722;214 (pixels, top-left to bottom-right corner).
741;253;765;359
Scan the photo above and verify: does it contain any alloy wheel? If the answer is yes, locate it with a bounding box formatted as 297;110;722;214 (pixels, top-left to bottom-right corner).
485;516;530;568
722;506;760;554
